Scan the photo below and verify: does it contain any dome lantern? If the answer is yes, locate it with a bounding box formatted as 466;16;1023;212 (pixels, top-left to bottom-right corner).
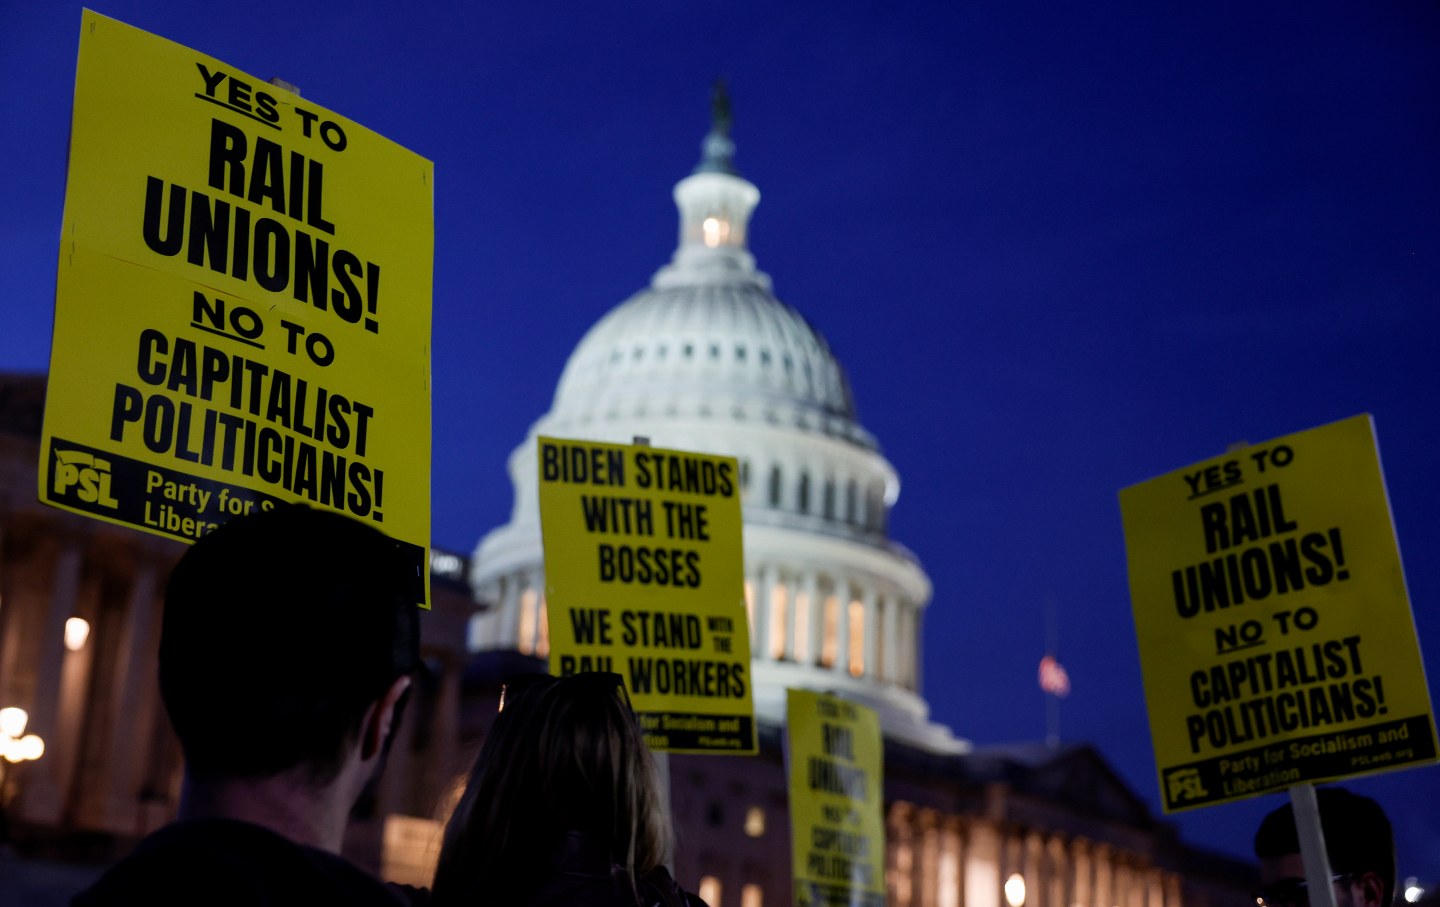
659;80;762;288
469;87;964;756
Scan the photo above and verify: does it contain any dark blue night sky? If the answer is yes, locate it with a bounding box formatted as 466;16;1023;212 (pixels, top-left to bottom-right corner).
3;0;1437;879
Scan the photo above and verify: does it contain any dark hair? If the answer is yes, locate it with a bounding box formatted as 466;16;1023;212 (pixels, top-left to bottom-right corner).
1254;787;1395;907
159;503;420;782
430;673;668;907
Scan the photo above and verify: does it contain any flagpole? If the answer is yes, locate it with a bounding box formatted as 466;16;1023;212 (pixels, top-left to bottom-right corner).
1044;596;1060;748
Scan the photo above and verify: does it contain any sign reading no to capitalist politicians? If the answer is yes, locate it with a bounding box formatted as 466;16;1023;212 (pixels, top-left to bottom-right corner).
1120;415;1436;812
42;12;434;604
787;689;885;907
537;436;756;754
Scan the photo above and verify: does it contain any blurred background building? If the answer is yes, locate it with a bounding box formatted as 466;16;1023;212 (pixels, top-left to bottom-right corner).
460;94;1253;907
0;96;1253;905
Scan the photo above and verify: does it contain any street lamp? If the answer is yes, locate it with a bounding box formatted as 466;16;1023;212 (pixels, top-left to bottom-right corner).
64;616;91;652
0;705;44;807
1005;873;1027;907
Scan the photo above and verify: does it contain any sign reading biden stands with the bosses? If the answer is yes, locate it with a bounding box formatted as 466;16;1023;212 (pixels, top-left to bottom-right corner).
1120;415;1436;811
537;436;756;754
42;12;433;603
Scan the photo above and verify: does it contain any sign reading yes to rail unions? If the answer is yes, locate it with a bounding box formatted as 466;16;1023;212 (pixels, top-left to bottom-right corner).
41;12;434;605
537;436;756;754
1119;415;1436;812
787;689;885;907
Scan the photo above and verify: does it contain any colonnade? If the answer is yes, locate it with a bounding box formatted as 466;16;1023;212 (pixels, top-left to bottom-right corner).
886;804;1183;907
480;564;921;692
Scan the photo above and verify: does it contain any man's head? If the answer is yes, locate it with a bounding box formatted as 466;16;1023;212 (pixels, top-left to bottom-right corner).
1254;787;1395;907
159;503;421;786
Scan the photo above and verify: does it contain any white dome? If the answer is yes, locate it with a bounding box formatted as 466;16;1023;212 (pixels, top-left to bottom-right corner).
550;280;867;446
470;101;964;754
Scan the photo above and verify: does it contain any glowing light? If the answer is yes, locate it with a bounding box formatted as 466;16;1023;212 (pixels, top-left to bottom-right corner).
17;734;43;761
1405;885;1423;904
1005;874;1027;907
65;617;91;652
702;216;729;248
744;805;765;837
0;707;27;738
699;876;722;906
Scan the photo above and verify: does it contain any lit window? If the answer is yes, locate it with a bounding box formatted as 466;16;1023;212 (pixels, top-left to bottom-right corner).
769;585;788;660
700;877;722;906
820;595;839;668
741;883;763;907
938;845;960;907
743;581;754;639
702;216;730;248
847;600;865;676
517;589;538;655
744;806;765;837
793;591;811;663
537;598;550;657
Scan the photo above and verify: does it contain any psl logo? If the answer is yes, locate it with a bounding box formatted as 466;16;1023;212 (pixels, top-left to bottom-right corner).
1164;767;1209;804
52;449;120;509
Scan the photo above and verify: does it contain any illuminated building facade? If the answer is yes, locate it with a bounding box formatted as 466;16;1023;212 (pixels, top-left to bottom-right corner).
464;95;1254;907
0;372;476;882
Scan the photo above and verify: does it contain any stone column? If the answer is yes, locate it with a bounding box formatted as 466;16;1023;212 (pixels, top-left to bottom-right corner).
1092;844;1113;907
98;560;161;832
919;809;941;907
964;819;1002;907
17;539;85;825
912;606;925;692
1024;831;1046;907
1070;838;1093;907
882;595;901;684
800;571;820;665
781;573;799;661
862;587;879;680
938;818;961;907
834;580;852;677
1046;835;1067;907
756;564;775;662
1164;871;1183;907
499;571;524;649
0;513;20;706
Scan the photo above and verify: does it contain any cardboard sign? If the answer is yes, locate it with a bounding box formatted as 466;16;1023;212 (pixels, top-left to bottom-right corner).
1120;415;1436;811
787;689;886;907
537;436;756;754
41;12;433;604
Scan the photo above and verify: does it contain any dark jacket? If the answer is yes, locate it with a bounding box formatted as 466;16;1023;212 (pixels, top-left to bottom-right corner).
72;817;408;907
524;833;708;907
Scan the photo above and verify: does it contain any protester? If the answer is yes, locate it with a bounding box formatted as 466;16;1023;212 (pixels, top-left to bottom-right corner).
430;671;705;907
74;503;421;906
1254;787;1395;907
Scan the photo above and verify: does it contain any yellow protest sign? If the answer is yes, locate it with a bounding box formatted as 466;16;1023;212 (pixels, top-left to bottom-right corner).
1120;414;1436;811
41;12;433;604
537;436;756;754
787;689;886;907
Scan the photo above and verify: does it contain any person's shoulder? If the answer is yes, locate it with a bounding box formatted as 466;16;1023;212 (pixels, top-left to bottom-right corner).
635;867;710;907
72;818;407;907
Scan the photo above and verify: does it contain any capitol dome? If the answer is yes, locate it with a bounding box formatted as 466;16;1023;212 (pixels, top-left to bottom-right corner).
469;91;964;753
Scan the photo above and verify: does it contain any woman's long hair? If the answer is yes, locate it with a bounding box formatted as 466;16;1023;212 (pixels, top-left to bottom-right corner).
430;673;669;907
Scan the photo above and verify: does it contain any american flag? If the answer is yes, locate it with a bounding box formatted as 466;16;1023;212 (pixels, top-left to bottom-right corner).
1038;655;1070;698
